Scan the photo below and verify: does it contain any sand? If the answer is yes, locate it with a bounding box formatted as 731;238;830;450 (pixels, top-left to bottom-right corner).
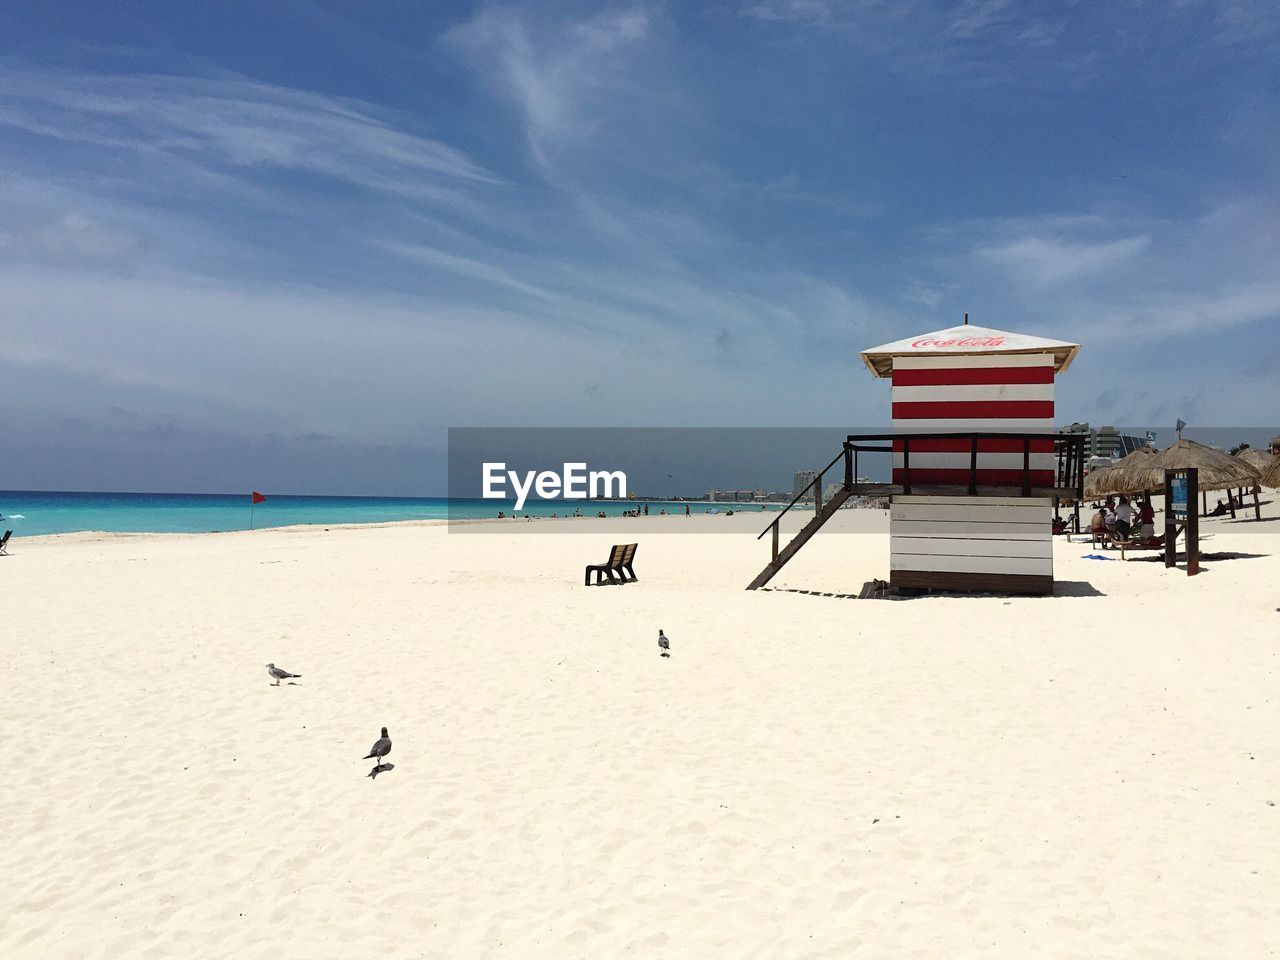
1;508;1277;958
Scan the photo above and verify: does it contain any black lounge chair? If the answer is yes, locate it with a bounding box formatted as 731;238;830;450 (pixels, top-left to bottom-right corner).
0;530;10;555
584;543;638;585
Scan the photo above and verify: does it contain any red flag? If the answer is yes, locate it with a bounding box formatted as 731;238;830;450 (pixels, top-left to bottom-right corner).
252;491;266;504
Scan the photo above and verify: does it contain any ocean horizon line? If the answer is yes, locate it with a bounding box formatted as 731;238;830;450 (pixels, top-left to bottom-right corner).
0;489;780;538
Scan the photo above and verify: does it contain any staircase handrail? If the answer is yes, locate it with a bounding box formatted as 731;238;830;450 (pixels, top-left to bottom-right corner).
757;445;850;541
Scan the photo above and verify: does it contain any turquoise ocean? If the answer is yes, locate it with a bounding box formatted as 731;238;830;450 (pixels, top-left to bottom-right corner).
0;491;779;538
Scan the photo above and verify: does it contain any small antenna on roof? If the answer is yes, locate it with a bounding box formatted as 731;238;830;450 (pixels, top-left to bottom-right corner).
963;312;969;325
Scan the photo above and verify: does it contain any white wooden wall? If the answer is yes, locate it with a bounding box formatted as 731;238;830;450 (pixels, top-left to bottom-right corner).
890;495;1053;578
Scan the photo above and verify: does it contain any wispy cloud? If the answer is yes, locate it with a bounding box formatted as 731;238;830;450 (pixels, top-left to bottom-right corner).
738;0;1276;86
1214;0;1280;45
741;0;1063;56
1092;280;1280;337
5;211;142;266
948;0;1014;39
975;234;1150;286
445;6;652;166
0;67;502;201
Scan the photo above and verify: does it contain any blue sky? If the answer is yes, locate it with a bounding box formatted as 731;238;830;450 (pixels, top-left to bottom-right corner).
1;1;1277;494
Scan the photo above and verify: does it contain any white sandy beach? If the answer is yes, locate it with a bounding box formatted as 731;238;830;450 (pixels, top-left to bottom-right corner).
2;509;1277;959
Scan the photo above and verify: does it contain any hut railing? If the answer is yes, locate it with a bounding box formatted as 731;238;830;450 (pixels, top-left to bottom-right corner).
841;432;1086;500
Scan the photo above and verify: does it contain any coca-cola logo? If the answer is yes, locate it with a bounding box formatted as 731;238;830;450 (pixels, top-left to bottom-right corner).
910;336;1007;348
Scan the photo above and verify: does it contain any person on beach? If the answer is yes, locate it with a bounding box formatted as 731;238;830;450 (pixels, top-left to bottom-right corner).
1113;495;1134;540
1090;507;1112;546
1136;498;1155;539
685;504;690;517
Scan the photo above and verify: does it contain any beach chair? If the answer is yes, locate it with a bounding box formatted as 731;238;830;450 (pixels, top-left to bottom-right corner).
0;530;10;555
618;542;638;583
584;543;638;586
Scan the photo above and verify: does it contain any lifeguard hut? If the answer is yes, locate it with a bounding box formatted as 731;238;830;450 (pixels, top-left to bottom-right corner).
749;322;1085;595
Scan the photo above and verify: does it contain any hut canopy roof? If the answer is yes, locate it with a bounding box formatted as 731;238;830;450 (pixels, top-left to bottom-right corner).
1106;439;1261;494
1085;447;1158;498
1261;456;1280;489
859;324;1081;378
1235;448;1275;471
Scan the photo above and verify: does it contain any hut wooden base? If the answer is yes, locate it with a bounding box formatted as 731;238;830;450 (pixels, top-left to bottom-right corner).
890;570;1053;595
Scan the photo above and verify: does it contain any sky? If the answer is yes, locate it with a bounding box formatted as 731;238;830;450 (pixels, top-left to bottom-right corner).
1;1;1277;495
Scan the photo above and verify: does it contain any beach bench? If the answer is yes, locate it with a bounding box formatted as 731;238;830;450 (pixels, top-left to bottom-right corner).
1113;536;1164;560
584;543;638;586
0;530;10;555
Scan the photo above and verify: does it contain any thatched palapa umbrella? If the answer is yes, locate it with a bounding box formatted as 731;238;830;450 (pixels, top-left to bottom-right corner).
1085;446;1159;498
1156;439;1261;491
1260;455;1280;490
1234;447;1275;473
1230;448;1274;518
1134;439;1263;519
1099;439;1258;496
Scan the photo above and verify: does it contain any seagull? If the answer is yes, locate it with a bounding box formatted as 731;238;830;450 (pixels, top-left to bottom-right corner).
266;663;301;686
658;629;670;658
363;727;392;765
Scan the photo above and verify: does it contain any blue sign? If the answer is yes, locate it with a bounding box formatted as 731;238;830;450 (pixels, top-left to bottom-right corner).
1170;475;1188;519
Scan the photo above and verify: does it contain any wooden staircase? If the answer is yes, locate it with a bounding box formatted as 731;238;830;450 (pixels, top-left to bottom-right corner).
747;486;853;589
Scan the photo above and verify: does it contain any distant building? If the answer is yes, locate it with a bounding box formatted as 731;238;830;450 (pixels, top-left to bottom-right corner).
793;470;818;500
1059;422;1151;460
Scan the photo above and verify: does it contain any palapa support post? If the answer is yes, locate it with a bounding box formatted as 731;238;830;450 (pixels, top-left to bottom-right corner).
1164;468;1199;575
1186;469;1200;575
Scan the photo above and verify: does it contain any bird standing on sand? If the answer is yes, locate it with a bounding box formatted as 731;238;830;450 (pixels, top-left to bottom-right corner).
658;629;670;658
363;727;392;765
266;663;301;685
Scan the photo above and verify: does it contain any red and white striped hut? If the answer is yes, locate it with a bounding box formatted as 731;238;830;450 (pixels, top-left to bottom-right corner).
859;323;1081;594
